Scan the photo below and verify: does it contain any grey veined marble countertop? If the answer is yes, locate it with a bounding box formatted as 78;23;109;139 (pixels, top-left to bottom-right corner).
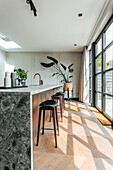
0;84;62;95
0;84;62;170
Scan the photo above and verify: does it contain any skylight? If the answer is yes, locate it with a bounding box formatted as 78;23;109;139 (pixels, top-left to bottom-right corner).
0;32;21;49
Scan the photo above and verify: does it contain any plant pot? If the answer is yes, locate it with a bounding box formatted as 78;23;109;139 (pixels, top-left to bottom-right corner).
64;83;72;91
21;78;26;86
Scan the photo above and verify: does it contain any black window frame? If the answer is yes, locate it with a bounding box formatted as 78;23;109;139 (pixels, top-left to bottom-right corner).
94;14;113;122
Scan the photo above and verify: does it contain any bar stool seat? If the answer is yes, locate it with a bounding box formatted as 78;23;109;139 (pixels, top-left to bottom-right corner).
51;94;63;122
51;94;62;98
36;100;59;148
56;92;64;95
40;100;57;107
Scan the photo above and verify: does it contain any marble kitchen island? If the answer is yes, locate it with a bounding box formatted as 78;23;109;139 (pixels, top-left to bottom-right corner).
0;84;62;170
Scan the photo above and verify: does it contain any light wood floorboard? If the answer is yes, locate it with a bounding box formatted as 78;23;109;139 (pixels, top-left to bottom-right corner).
33;101;113;170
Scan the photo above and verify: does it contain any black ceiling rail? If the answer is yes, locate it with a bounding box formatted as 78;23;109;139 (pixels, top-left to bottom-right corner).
26;0;37;16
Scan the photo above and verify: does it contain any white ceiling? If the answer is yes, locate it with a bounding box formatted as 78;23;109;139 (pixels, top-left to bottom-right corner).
0;0;107;52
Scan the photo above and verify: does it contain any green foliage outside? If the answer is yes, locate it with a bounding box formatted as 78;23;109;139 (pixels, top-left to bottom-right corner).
97;55;102;67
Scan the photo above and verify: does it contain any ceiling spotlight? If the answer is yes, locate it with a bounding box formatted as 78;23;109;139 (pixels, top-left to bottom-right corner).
78;13;83;17
26;0;37;16
74;44;77;46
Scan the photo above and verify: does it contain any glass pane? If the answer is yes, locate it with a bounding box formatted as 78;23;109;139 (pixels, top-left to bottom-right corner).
104;23;113;48
96;54;102;73
96;93;101;110
89;77;91;89
96;38;102;56
104;95;113;119
89;90;91;103
96;74;102;92
104;70;113;95
89;64;91;76
103;45;113;70
89;50;92;63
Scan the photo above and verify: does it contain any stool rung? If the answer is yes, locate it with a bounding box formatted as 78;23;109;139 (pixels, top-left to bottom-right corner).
41;127;54;131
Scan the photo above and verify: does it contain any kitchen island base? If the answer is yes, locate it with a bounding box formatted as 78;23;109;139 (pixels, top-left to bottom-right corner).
0;85;62;170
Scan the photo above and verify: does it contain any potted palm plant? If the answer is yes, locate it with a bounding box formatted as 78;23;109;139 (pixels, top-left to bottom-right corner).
40;56;74;91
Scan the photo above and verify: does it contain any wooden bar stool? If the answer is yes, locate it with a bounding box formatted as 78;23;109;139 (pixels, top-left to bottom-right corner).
51;94;63;122
56;92;65;108
36;100;59;148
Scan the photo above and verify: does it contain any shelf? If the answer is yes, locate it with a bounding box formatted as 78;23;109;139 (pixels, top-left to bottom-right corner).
0;86;28;89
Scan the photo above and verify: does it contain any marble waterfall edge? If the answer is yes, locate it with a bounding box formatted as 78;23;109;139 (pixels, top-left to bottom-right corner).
0;92;31;170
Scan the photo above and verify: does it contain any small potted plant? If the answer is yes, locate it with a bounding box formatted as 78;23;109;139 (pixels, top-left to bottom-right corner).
40;56;73;91
16;68;28;86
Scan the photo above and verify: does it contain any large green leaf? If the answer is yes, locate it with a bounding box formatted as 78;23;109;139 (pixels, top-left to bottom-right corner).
40;62;55;67
52;73;59;76
68;64;73;69
69;76;73;78
47;56;58;64
60;63;67;70
60;79;65;82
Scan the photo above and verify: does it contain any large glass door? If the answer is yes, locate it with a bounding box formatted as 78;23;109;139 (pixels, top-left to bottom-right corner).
95;38;102;111
103;22;113;120
89;49;92;103
95;16;113;121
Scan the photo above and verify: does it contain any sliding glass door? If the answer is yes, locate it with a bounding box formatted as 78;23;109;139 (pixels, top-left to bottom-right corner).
95;38;102;111
103;22;113;119
95;15;113;120
89;50;92;103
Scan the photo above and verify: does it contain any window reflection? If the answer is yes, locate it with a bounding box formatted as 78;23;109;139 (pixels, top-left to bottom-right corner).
96;74;101;92
103;45;113;70
96;93;101;110
96;54;102;73
104;70;113;95
104;23;113;48
105;95;113;119
96;38;102;55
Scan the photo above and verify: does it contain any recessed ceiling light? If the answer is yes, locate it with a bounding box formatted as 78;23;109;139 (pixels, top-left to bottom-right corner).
78;13;83;17
74;44;77;46
0;32;21;49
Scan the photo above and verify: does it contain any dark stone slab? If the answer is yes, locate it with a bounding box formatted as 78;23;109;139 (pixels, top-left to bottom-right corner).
0;92;31;170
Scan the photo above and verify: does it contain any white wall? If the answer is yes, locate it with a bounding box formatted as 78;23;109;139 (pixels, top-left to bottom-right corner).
0;49;6;86
6;52;82;98
59;52;81;98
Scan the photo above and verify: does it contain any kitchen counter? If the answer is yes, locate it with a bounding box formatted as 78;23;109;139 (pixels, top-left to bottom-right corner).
0;84;62;170
0;84;62;95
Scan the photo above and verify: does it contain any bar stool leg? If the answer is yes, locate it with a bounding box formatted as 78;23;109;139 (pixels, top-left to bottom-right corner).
42;109;45;135
63;94;65;108
52;108;57;148
49;110;52;122
60;98;63;122
36;107;42;146
55;106;59;136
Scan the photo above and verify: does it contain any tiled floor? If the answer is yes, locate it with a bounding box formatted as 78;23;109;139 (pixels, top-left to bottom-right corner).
33;101;113;170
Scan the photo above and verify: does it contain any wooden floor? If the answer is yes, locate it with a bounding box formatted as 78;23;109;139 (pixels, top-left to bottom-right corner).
33;101;113;170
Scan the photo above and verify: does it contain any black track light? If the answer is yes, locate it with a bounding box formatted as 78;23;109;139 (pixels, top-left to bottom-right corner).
26;0;37;16
34;9;37;16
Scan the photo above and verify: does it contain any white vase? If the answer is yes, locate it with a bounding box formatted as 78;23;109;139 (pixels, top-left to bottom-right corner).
4;77;11;87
